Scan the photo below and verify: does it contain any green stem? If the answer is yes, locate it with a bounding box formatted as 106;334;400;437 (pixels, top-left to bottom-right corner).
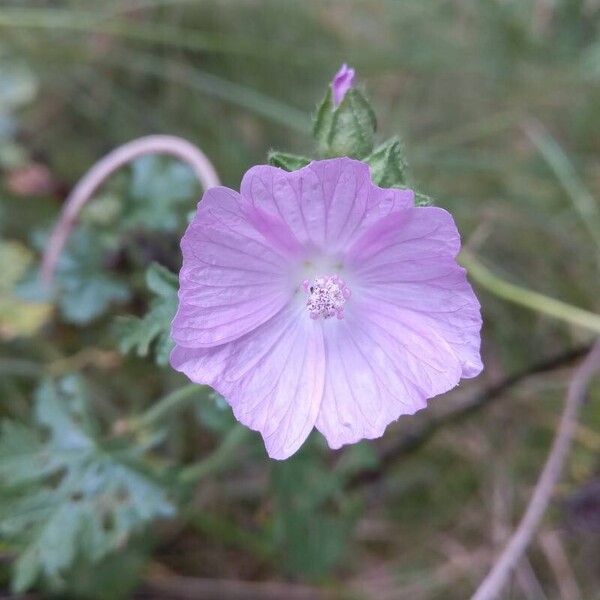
135;384;204;429
461;250;600;335
179;424;250;485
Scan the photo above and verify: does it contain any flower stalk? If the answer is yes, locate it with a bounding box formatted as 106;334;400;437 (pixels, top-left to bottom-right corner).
461;249;600;334
133;384;204;431
179;425;250;485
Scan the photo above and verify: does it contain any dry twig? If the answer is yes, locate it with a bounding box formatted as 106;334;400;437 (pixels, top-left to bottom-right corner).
139;572;331;600
539;530;581;600
471;340;600;600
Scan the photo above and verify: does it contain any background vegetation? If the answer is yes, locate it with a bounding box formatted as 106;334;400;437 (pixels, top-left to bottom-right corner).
0;1;599;598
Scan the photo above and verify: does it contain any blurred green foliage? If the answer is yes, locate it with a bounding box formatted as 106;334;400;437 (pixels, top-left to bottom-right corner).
0;1;599;598
18;228;131;325
0;377;174;593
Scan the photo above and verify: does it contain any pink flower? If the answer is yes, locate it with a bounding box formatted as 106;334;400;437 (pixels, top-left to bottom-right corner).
170;158;482;459
331;64;355;106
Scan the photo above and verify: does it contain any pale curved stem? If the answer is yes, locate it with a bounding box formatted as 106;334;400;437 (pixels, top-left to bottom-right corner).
41;135;220;283
472;340;600;600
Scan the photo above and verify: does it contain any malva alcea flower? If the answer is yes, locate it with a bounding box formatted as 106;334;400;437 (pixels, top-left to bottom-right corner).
170;158;482;459
331;63;355;106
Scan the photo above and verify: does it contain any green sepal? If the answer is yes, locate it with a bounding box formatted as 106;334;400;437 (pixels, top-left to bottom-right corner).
268;151;311;171
414;191;433;206
313;87;376;159
365;138;434;206
366;137;408;188
312;88;335;152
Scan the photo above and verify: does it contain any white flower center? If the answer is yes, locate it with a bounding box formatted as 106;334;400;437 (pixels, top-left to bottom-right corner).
303;274;351;320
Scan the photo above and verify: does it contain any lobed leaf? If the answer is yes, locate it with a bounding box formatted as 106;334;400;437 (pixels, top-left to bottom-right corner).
0;377;175;592
115;263;179;366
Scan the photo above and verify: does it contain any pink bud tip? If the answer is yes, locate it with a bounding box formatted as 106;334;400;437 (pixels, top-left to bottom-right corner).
331;63;355;107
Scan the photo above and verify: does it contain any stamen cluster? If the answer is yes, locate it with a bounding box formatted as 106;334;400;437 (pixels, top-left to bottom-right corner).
303;275;351;320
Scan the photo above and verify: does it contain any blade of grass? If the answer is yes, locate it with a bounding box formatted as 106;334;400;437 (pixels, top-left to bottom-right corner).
105;50;309;133
4;41;309;133
0;7;288;61
522;118;600;259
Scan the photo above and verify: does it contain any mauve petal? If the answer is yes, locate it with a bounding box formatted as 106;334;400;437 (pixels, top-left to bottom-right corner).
360;266;482;379
316;297;462;450
348;206;482;379
346;206;460;269
240;158;413;254
171;304;325;460
171;186;292;348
